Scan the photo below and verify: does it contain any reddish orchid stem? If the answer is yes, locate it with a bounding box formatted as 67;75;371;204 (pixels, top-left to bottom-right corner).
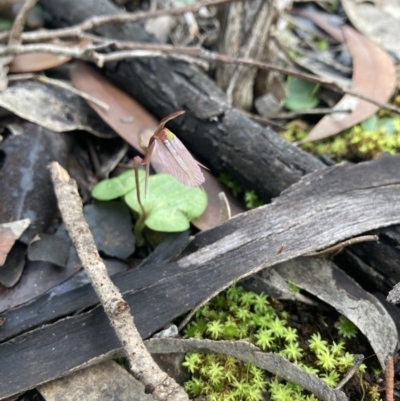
133;156;147;246
385;355;394;401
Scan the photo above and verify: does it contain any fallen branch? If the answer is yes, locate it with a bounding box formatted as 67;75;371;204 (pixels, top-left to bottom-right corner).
48;161;189;401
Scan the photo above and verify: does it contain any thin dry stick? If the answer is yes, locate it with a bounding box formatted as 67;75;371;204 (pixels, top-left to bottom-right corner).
302;235;379;257
0;0;38;91
242;111;288;130
49;161;189;401
8;0;39;45
335;354;364;390
2;38;398;114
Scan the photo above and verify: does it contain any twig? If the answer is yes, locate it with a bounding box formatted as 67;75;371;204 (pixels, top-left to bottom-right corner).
0;0;37;91
242;111;288;130
0;0;239;43
302;235;379;257
278;107;352;119
48;162;189;401
335;354;364;390
3;39;399;114
8;0;39;45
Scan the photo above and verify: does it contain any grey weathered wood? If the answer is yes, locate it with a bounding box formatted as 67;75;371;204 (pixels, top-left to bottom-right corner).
216;0;290;110
1;156;400;399
38;361;153;401
39;0;324;201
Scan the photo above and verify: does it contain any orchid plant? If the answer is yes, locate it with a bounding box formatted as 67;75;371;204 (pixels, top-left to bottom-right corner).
132;110;207;243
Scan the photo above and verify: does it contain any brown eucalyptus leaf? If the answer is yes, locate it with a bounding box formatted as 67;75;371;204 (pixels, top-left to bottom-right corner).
300;25;396;143
70;62;244;231
342;0;400;60
275;257;398;369
9;40;89;73
0;219;30;266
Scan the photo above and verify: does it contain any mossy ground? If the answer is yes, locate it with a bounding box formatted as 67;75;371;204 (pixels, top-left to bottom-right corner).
182;286;383;401
280;112;400;162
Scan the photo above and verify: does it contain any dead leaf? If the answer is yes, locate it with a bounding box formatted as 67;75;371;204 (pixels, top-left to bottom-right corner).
299;22;396;142
0;80;114;136
0;244;82;314
0;123;71;243
293;9;345;43
342;0;400;61
286;11;351;89
83;202;135;259
28;233;70;268
0;242;26;288
70;62;244;231
0;219;30;266
275;257;398;370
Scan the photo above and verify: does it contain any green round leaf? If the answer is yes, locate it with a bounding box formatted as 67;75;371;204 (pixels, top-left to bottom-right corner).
284;78;319;111
125;172;207;232
92;170;142;201
360;114;378;131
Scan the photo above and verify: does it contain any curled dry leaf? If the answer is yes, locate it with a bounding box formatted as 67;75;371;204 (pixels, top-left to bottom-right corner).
342;0;400;61
0;219;30;266
275;257;398;370
0;242;26;288
70;62;244;231
297;12;396;143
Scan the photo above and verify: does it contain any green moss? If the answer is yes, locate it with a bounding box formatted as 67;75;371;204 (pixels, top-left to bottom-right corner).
280;114;400;161
183;286;382;401
219;174;264;210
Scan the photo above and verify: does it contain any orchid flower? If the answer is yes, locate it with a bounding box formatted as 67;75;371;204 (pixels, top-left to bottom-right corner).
137;110;206;194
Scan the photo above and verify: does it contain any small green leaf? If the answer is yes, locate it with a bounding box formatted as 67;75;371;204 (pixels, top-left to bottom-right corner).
0;17;13;31
124;171;207;232
360;114;378;131
91;170;141;201
284;78;319;111
377;117;396;134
